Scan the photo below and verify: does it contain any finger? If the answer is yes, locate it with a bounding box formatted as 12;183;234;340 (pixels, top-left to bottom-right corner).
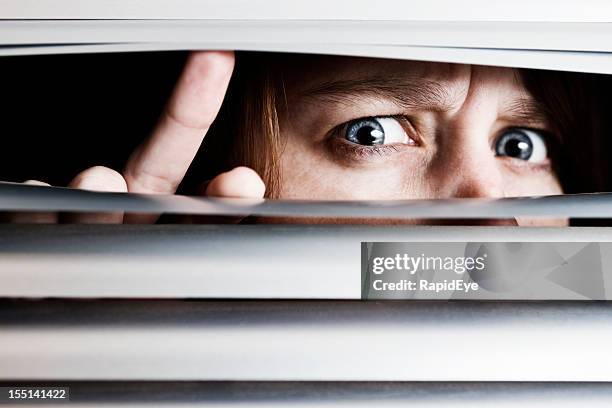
123;51;235;195
1;180;58;223
205;167;266;198
184;167;266;224
62;166;127;224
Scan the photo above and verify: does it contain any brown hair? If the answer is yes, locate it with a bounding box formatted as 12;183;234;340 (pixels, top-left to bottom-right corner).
520;69;608;194
185;52;285;197
186;52;611;200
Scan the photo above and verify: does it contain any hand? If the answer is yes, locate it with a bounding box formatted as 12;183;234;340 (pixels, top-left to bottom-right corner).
10;51;266;224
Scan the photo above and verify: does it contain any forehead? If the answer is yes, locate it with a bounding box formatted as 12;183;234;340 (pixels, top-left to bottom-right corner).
281;55;529;106
284;56;467;87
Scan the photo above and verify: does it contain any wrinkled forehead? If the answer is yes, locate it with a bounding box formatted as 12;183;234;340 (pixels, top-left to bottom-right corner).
280;55;530;107
283;55;467;87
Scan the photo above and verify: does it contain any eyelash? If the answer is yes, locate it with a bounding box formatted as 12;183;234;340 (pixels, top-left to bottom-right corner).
326;115;561;172
327;114;418;160
495;128;559;172
329;138;404;159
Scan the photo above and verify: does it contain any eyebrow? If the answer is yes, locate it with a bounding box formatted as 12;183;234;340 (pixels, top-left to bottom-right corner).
502;98;551;127
299;75;463;112
300;74;552;129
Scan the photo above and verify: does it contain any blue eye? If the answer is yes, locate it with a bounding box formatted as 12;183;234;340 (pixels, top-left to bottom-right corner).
495;128;548;163
343;117;410;146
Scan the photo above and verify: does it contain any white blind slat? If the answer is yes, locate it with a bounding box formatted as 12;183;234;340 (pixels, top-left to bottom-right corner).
1;225;611;299
2;300;612;381
2;21;612;52
1;0;611;22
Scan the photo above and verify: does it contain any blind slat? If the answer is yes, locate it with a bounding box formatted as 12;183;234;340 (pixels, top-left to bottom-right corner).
2;381;612;407
1;0;611;22
2;21;612;52
2;300;612;381
1;225;612;299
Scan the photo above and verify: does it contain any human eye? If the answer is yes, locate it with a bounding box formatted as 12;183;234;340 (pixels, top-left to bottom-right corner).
494;128;549;163
337;116;418;147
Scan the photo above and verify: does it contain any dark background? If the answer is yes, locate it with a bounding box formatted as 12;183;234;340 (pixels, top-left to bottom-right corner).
1;51;611;201
0;51;188;186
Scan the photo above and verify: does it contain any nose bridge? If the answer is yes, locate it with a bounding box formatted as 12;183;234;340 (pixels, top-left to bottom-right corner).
437;139;505;198
451;161;505;199
434;78;506;199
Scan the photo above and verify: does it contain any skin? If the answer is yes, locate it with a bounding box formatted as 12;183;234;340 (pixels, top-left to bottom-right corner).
13;51;565;225
272;56;564;225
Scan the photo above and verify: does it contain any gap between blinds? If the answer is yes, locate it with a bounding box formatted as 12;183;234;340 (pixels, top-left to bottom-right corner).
1;4;612;215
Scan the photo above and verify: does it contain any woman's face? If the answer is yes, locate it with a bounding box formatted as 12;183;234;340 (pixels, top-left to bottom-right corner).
275;57;564;225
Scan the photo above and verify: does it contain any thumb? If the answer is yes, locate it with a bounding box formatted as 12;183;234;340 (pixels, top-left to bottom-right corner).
184;166;266;224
